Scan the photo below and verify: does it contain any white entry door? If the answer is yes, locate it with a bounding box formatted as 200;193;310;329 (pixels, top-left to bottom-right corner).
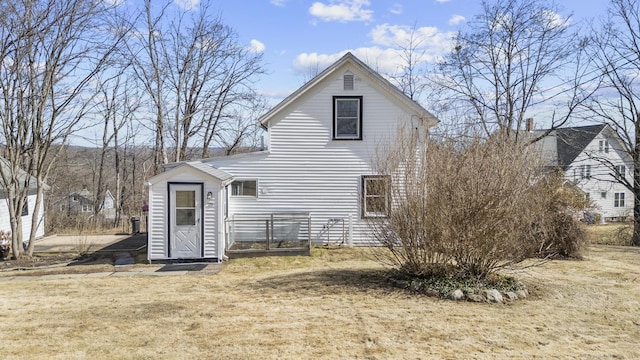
169;184;202;258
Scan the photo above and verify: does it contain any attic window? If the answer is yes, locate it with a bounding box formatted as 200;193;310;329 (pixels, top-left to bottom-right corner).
333;96;362;140
599;140;609;153
343;74;354;90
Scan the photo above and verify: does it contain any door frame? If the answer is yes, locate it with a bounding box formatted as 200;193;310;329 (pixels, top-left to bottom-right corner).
167;182;205;258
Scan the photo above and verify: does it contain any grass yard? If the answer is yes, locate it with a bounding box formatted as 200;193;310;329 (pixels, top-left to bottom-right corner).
0;245;639;359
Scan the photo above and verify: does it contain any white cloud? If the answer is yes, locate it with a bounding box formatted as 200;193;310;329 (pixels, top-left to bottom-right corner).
249;39;266;53
309;0;373;23
543;10;570;28
293;46;439;77
448;14;466;25
369;23;454;56
174;0;200;10
270;0;287;6
389;3;403;15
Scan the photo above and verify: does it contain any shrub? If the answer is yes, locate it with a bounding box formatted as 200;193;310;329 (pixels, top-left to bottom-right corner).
369;126;548;279
526;171;589;259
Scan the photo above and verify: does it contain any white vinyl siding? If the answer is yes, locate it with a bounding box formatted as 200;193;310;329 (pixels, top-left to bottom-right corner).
566;131;633;221
147;166;224;261
208;63;420;245
0;193;45;241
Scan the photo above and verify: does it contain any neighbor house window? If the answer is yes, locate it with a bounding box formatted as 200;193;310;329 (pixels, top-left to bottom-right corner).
81;204;94;213
614;192;625;207
230;180;257;197
333;96;362;140
615;165;626;181
362;175;390;218
581;165;591;180
599;140;609;153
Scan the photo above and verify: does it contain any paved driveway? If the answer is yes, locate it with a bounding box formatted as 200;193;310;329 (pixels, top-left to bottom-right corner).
34;234;144;253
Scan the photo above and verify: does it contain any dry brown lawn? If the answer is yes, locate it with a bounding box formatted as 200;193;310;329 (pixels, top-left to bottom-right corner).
0;245;638;359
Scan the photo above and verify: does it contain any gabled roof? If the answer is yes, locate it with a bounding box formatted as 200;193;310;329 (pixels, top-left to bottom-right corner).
0;157;50;193
528;124;607;169
555;124;606;168
258;52;439;128
148;160;233;185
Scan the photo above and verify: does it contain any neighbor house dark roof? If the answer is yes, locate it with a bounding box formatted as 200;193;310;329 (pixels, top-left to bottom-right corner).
526;124;607;170
554;124;606;168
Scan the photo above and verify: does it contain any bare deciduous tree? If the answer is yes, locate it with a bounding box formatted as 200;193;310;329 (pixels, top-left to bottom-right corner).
129;0;265;168
436;0;588;141
388;24;429;102
0;0;124;258
585;0;640;246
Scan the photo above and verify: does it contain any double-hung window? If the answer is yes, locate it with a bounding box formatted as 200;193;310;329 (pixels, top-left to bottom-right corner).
614;192;625;207
362;175;390;218
599;140;609;153
333;96;362;140
581;165;591;180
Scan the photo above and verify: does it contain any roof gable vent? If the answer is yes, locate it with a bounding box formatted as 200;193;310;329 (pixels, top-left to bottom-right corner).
343;73;354;90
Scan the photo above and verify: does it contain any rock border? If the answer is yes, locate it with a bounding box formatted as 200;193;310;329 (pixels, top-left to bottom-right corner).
388;277;529;303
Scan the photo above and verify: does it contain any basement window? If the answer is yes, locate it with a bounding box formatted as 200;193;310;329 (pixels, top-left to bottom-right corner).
231;180;257;197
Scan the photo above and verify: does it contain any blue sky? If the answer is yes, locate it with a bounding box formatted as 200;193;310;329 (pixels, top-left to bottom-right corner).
197;0;609;106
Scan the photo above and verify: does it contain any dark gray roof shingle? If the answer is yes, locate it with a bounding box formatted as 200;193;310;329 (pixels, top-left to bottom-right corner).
555;124;606;168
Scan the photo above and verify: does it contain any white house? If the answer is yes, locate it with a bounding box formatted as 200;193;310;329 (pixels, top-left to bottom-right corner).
0;158;47;243
531;124;634;221
146;52;439;262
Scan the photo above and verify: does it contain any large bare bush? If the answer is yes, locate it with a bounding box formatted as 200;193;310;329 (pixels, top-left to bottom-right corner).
370;126;555;279
526;170;590;259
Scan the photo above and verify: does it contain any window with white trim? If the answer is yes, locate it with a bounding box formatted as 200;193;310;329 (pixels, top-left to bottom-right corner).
362;175;390;218
230;180;257;197
581;165;591;180
333;96;362;140
614;192;625;207
615;165;626;181
599;140;609;153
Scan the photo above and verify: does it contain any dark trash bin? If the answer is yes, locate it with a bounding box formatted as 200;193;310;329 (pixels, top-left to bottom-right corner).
130;216;140;234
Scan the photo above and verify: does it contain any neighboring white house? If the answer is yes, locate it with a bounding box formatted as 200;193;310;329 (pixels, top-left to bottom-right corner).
531;124;634;221
146;52;439;262
0;158;47;242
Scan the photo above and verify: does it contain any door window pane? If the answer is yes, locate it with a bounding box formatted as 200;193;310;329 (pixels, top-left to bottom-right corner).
176;209;196;225
176;191;195;207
